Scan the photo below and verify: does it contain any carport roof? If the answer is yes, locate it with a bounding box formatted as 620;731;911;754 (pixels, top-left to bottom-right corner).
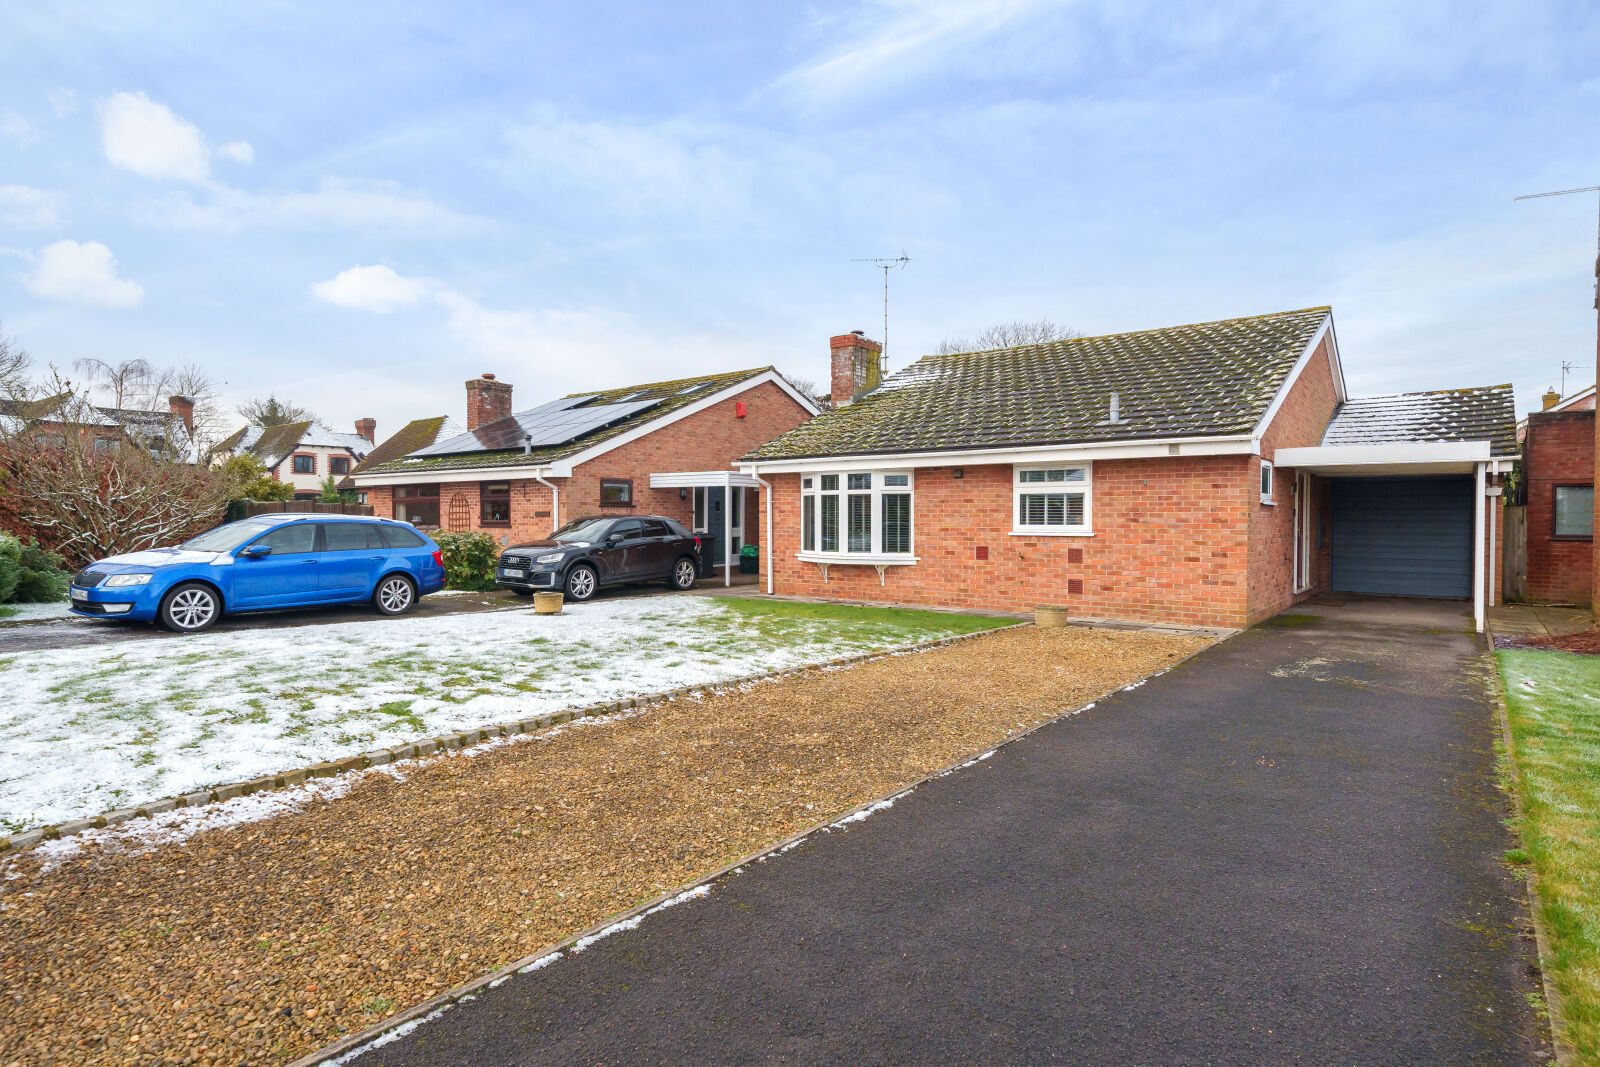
1320;385;1517;457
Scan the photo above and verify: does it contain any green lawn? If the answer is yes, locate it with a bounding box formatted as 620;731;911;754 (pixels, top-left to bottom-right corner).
1498;647;1600;1059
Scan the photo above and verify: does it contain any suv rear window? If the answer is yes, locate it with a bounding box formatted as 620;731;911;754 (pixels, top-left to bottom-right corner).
379;524;427;549
662;518;691;538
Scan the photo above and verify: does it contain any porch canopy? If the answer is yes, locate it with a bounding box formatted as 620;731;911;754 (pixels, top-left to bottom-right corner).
648;470;763;587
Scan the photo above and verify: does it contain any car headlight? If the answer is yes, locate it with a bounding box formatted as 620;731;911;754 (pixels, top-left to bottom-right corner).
535;552;565;564
103;573;153;587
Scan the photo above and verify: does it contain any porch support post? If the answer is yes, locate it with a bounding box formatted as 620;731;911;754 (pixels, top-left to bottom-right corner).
1488;478;1498;608
1473;462;1486;633
754;472;773;595
724;471;732;588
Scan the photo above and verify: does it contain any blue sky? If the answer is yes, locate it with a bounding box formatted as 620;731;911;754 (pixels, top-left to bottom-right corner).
3;1;1599;437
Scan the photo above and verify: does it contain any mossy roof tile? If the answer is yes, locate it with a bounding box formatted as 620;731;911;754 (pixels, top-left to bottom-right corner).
743;307;1331;461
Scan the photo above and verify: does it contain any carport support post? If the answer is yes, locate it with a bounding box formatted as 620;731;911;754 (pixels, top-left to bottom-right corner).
1473;462;1486;633
723;471;732;588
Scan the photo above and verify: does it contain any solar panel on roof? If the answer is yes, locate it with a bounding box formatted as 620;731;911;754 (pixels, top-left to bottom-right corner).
408;397;663;457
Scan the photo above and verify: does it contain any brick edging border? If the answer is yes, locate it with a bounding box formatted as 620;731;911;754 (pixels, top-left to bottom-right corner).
1482;635;1574;1065
0;622;1023;855
287;626;1228;1067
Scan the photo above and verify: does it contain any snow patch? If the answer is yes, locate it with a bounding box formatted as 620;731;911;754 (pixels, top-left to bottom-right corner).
570;884;712;954
517;951;563;975
328;1001;457;1066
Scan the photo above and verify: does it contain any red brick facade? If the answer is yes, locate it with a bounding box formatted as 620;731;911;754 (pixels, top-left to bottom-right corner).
761;336;1344;629
1524;409;1594;604
364;380;809;548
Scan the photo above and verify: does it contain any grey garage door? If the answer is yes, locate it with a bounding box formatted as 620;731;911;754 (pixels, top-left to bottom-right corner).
1331;476;1473;598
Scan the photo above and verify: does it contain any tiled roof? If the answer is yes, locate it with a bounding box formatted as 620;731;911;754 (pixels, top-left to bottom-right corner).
1321;386;1518;457
219;422;372;469
339;416;464;487
358;367;772;476
743;307;1331;461
0;394;196;459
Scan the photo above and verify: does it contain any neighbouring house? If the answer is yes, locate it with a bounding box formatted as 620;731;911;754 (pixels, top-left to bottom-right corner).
1519;387;1594;605
740;308;1518;631
0;392;198;460
336;416;466;506
214;420;377;500
349;368;817;573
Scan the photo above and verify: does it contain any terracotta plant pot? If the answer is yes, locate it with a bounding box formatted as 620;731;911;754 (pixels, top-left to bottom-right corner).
1034;605;1071;627
533;592;565;615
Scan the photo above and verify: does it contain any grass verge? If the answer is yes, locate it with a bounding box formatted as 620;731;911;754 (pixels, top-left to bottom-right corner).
1497;647;1600;1059
709;596;1019;635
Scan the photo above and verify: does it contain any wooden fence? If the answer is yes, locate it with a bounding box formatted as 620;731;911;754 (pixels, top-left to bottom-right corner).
238;500;374;518
1502;504;1527;603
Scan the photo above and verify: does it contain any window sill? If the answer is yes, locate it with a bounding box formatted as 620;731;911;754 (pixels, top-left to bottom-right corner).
598;502;634;509
1260;499;1276;506
1009;528;1093;538
796;552;919;566
479;521;511;528
1551;534;1594;542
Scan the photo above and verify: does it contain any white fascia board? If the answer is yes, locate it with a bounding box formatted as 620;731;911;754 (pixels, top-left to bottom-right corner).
558;370;816;472
1275;441;1491;468
1250;311;1342;450
350;465;555;487
741;434;1256;475
649;471;762;489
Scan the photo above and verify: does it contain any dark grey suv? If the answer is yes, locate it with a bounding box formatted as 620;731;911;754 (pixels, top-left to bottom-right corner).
495;515;702;601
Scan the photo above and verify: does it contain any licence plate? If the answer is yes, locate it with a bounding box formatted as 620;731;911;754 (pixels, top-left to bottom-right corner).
70;588;87;602
501;568;525;579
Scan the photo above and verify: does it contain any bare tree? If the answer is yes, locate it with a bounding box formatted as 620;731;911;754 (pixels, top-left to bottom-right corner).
73;358;156;409
238;395;320;427
935;318;1082;356
148;362;226;450
0;323;33;401
783;376;829;406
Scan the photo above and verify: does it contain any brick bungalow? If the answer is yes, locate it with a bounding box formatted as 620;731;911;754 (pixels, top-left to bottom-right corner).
741;307;1517;631
1519;386;1594;604
350;367;817;572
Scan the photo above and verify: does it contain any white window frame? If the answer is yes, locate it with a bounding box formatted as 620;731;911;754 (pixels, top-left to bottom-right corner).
1259;459;1275;505
1011;463;1093;536
798;470;916;563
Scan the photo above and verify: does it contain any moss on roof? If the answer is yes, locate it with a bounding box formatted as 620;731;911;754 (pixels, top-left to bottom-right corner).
1321;385;1518;456
349;416;451;476
359;367;772;476
744;307;1332;461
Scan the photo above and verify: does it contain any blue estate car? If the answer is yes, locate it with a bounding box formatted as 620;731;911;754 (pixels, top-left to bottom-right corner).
68;514;445;632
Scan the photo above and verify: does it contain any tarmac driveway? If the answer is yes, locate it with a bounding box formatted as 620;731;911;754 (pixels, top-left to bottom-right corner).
344;600;1549;1065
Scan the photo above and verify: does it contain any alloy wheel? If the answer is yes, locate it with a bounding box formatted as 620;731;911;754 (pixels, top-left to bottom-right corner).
568;568;596;600
168;588;216;630
674;559;697;588
379;577;413;613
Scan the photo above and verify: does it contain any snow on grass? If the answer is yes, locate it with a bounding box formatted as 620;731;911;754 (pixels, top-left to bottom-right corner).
0;596;987;831
0;601;73;624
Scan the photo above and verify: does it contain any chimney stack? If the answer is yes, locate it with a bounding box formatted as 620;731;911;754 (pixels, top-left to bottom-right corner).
1543;387;1562;410
465;373;513;431
829;331;883;408
167;394;195;438
354;417;377;443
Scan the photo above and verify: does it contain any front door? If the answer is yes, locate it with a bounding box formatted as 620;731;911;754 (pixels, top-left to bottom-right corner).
233;523;321;606
702;488;743;567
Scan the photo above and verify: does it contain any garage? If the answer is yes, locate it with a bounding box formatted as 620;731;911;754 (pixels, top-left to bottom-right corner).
1330;476;1474;598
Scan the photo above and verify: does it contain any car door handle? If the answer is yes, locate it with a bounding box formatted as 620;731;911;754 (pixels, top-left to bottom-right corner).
302;559;317;565
369;556;384;561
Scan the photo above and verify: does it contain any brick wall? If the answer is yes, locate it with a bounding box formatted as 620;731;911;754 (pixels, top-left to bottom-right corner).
1249;332;1341;621
766;457;1258;628
1525;409;1594;604
363;380;809;549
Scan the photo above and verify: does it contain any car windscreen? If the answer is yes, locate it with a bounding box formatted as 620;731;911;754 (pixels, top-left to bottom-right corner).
551;517;612;543
181;520;278;553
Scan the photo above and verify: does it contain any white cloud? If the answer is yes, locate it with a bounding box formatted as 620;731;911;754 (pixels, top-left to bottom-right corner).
219;140;254;165
141;177;484;233
99;91;210;182
23;240;144;309
0;185;65;228
768;0;1061;104
312;265;432;313
1;108;32;144
47;89;78;117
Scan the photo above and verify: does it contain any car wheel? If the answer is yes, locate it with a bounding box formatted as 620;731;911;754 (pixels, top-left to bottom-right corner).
565;564;598;602
373;574;417;616
160;582;221;633
670;556;698;590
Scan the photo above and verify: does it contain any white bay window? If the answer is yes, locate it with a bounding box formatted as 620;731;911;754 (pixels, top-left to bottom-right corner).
799;471;914;561
1013;463;1092;535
